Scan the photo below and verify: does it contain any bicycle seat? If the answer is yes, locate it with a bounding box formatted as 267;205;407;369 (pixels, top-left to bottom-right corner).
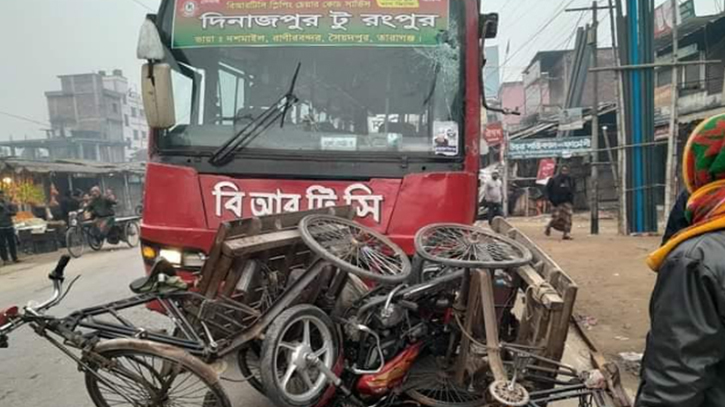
129;259;187;294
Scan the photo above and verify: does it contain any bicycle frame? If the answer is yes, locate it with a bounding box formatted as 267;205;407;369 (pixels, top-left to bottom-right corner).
6;258;331;362
0;274;185;406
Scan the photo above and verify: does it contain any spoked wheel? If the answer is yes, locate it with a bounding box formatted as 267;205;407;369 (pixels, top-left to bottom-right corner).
85;340;231;407
405;356;486;407
125;221;140;248
299;214;411;284
414;223;532;269
66;226;85;258
237;341;264;395
260;305;338;407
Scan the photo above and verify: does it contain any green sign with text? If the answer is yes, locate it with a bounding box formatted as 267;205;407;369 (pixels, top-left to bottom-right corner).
172;0;449;48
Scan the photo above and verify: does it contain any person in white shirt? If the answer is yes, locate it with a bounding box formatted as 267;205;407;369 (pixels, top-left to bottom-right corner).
483;171;504;225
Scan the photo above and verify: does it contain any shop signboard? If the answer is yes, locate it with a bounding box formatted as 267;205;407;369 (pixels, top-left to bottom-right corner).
508;136;591;159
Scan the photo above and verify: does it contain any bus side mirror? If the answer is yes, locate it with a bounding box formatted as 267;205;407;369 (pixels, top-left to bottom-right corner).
141;63;176;129
137;16;164;60
480;13;499;39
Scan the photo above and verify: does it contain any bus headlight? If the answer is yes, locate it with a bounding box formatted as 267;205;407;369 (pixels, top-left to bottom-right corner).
158;248;182;265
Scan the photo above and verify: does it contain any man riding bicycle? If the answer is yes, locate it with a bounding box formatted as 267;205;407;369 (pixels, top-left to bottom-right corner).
85;186;116;238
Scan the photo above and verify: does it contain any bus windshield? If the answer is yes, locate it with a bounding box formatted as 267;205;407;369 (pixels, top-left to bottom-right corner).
155;0;466;158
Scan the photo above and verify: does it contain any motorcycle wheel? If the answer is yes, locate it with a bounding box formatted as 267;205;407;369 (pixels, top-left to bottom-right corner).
260;304;338;407
66;226;84;258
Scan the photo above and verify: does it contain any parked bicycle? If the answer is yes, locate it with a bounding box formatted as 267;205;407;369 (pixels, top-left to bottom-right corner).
0;256;231;407
66;211;140;258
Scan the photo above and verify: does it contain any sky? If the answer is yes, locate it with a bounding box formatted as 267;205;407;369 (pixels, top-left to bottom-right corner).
482;0;721;85
0;0;721;141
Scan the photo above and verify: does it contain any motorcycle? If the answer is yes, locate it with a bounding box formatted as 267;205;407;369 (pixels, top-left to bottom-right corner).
257;215;491;407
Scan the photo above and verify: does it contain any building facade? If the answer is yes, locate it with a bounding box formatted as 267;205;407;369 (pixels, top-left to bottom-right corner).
102;71;148;161
521;49;617;124
0;70;147;163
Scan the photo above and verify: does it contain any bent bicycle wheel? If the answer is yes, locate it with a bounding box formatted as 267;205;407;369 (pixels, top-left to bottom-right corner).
405;356;485;407
299;214;411;284
84;339;231;407
414;223;532;269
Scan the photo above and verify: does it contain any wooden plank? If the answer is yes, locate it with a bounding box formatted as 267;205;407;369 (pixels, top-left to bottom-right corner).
478;269;507;382
516;265;564;310
516;293;536;345
545;280;578;361
197;223;231;294
222;230;303;256
533;306;553;346
220;256;251;297
492;218;577;291
203;253;233;298
454;270;480;384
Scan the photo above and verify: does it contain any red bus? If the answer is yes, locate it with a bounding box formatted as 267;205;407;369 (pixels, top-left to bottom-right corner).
137;0;499;270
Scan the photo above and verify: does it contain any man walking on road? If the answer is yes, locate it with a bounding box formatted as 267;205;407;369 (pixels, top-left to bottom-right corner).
0;190;19;265
639;114;725;407
544;164;575;240
483;171;504;225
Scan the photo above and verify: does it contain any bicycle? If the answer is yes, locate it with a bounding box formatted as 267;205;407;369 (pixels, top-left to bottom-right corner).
66;211;140;258
0;256;231;407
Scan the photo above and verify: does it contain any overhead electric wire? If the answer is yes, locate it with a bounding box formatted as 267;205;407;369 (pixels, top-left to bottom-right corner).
496;0;580;83
123;0;155;12
0;110;51;128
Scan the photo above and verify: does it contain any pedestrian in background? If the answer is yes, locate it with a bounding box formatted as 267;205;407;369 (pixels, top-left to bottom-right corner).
483;171;504;225
544;164;575;240
639;114;725;407
0;190;19;265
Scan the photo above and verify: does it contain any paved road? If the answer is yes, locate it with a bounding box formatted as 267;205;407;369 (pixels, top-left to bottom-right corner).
0;247;272;407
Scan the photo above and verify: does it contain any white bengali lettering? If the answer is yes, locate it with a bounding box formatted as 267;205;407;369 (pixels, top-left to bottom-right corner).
212;181;245;218
306;185;339;209
211;183;383;223
343;183;383;223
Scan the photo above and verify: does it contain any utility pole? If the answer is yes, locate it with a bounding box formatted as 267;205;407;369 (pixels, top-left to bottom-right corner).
608;0;627;235
566;2;610;235
664;0;679;216
590;1;600;235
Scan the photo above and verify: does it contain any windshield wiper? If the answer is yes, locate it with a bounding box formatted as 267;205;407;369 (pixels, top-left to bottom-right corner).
209;62;301;166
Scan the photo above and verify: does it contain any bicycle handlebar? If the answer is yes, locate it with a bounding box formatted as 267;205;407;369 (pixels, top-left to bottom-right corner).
33;256;72;313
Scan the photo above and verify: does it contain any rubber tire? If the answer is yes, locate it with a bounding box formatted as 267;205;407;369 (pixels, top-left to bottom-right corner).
299;214;411;284
237;342;265;395
84;347;231;407
414;223;533;269
88;232;104;251
66;226;85;258
260;304;339;407
125;221;140;248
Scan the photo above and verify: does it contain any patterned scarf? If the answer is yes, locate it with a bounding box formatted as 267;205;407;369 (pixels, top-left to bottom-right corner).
647;114;725;271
